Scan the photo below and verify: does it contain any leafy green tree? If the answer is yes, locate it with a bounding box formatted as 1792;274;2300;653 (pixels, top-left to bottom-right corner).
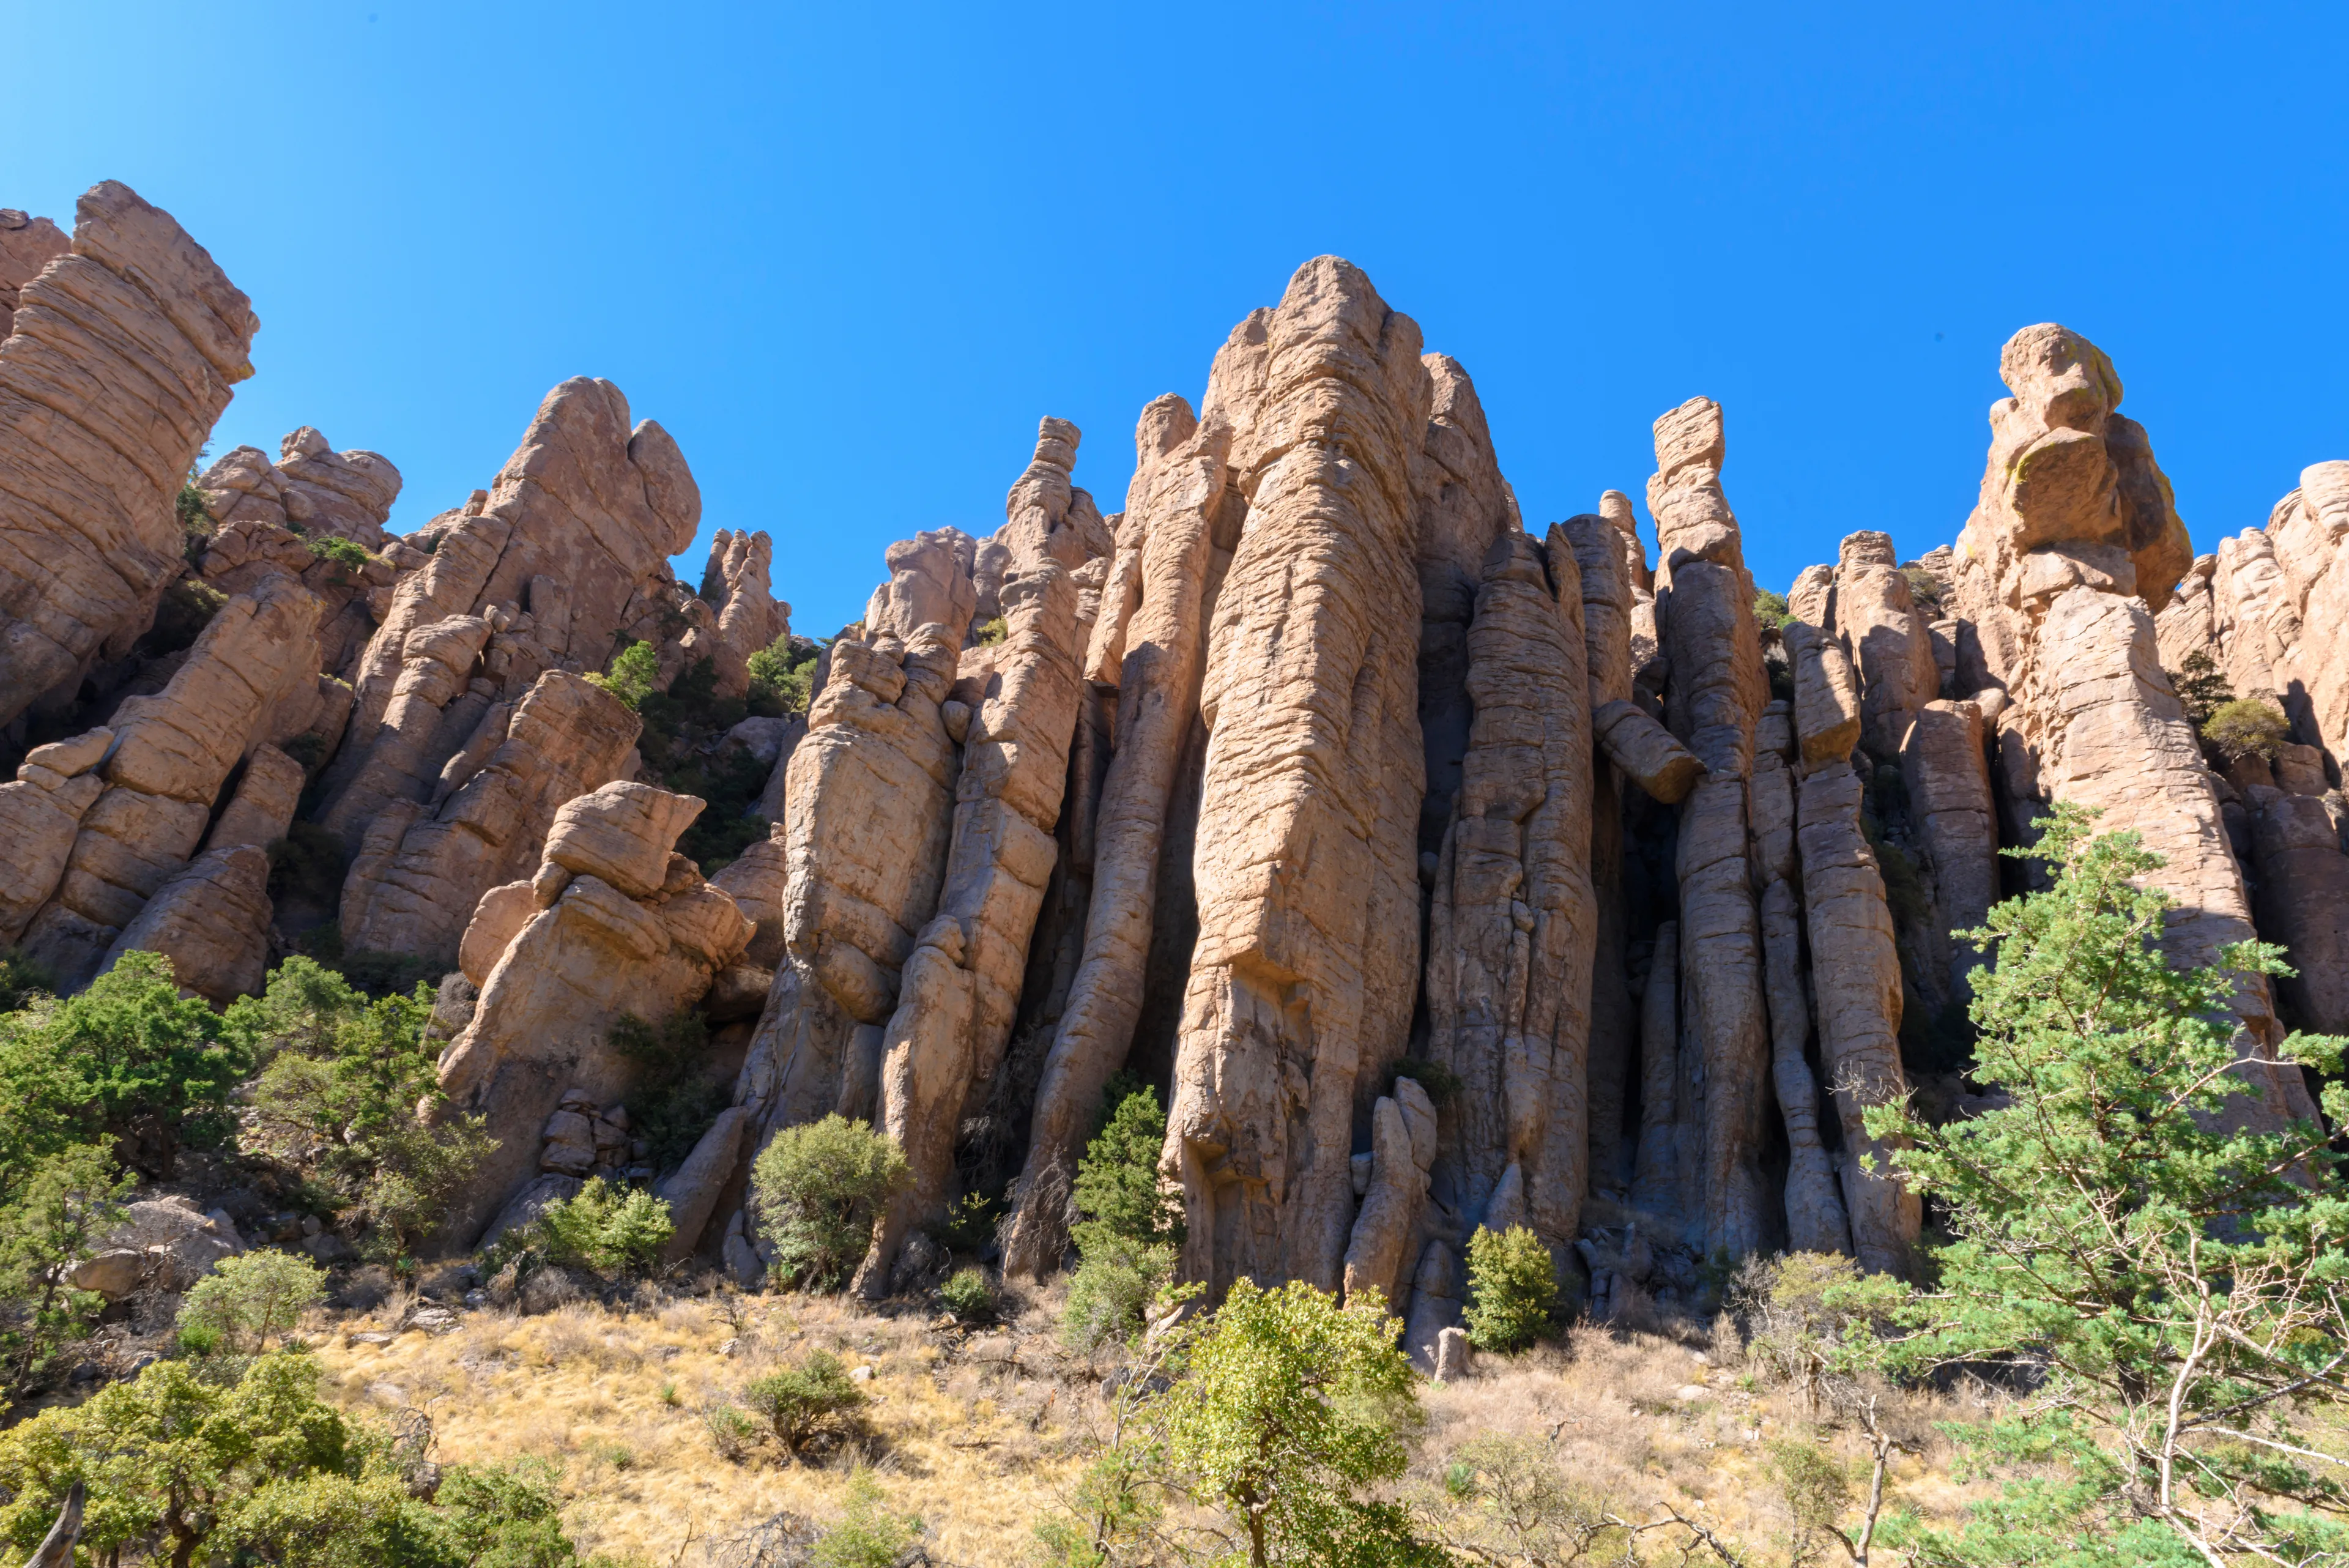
1852;806;2349;1566
586;638;661;711
0;949;245;1178
179;1250;329;1355
528;1176;675;1278
1063;1083;1184;1350
232;958;494;1261
745;634;818;717
0;1351;588;1568
751;1115;911;1291
1461;1224;1559;1354
2167;648;2235;729
1160;1279;1435;1567
1754;587;1792;634
0;1352;357;1568
0;1143;132;1394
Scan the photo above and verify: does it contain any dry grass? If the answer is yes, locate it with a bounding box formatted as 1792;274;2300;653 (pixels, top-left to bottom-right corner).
1414;1318;2003;1559
308;1281;2005;1567
311;1281;1097;1567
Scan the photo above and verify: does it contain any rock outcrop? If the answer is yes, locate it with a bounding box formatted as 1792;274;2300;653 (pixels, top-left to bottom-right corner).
0;182;259;727
1163;258;1431;1298
430;781;751;1247
1646;397;1773;1260
318;377;701;850
195;428;403;550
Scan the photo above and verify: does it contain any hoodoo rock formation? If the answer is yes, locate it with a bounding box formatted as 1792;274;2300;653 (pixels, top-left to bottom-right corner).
3;182;2337;1311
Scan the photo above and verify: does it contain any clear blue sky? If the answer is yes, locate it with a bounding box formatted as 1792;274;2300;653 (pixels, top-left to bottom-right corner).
10;4;2347;634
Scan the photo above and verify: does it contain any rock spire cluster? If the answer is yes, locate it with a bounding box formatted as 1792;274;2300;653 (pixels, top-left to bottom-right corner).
2;182;2337;1319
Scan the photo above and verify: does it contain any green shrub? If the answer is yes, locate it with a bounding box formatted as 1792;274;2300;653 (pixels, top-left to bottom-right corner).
178;1250;329;1354
607;1011;724;1173
1754;588;1791;634
176;479;214;564
700;1399;760;1460
0;1142;132;1393
1901;563;1945;610
231;957;492;1261
2202;696;2292;762
2169;648;2234;727
746;635;818;717
0;949;53;1014
1159;1279;1426;1565
1061;1085;1183;1349
975;616;1008;647
751;1115;910;1291
0;948;245;1181
810;1468;919;1568
305;534;373;573
1463;1224;1558;1353
740;1350;868;1452
1386;1056;1463;1106
531;1177;674;1278
939;1266;996;1323
586;639;661;711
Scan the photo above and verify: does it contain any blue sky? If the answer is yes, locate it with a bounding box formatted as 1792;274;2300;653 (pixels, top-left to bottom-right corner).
9;3;2347;634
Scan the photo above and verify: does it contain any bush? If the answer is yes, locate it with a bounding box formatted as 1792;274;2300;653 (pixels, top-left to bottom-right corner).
1726;1250;1866;1411
305;534;373;573
745;635;818;717
179;1250;329;1355
700;1399;760;1460
938;1266;996;1323
1160;1279;1427;1565
607;1010;725;1173
0;949;53;1014
810;1469;919;1568
1462;1224;1557;1353
2169;648;2234;727
586;639;661;711
531;1177;674;1278
751;1115;910;1291
231;957;493;1261
740;1350;868;1452
2202;696;2292;762
0;1143;132;1394
1754;587;1791;636
1062;1084;1183;1349
0;948;245;1180
974;616;1008;647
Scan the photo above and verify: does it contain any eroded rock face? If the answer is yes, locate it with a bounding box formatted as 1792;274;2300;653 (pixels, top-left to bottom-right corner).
1646;396;1772;1260
864;528;977;645
100;844;272;1006
196;429;403;550
1164;257;1432;1298
1830;531;1939;759
18;576;322;990
1000;397;1236;1278
0;182;259;725
431;782;750;1248
0;207;71;341
319;377;700;847
340;670;644;962
860;563;1084;1293
1417;530;1596;1264
700;528;790;697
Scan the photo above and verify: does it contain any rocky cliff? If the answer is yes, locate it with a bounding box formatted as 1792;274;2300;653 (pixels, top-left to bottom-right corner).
1;182;2334;1307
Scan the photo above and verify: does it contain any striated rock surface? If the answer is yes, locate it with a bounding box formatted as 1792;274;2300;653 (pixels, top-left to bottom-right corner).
196;428;403;549
1416;529;1596;1263
340;669;642;962
860;563;1084;1292
1830;531;1939;759
319;377;700;845
18;576;322;989
1646;396;1772;1259
431;782;750;1248
1163;258;1431;1298
0;182;259;726
0;207;71;341
98;844;272;1005
1001;397;1235;1277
